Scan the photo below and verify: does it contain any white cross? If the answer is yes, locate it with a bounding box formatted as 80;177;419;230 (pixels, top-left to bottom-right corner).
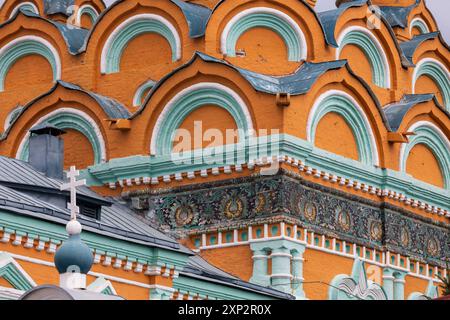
60;166;87;220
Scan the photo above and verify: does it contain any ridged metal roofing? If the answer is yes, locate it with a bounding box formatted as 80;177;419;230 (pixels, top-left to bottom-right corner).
379;0;421;29
170;0;211;38
0;156;105;202
400;32;440;65
317;0;368;47
58;81;131;119
44;0;74;16
384;94;434;131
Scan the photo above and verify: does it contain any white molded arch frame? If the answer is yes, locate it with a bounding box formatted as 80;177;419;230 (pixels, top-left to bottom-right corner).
75;4;99;26
399;121;450;187
16;108;107;163
100;13;182;74
0;35;61;90
306;89;380;166
9;2;39;18
220;7;308;61
409;17;430;35
336;26;391;89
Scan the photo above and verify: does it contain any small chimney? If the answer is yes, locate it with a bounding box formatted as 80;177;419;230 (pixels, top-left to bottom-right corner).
28;123;66;180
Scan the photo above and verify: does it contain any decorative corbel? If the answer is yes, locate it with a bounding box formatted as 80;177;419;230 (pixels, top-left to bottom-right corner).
387;132;416;144
105;119;131;130
276;92;290;107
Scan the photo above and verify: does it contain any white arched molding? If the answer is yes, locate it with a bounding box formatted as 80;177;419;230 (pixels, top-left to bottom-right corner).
9;2;39;18
399;121;450;189
220;7;307;61
150;82;254;155
75;4;99;27
412;58;450;110
409;17;430;35
16;108;107;163
307;90;380;166
336;26;391;89
100;14;182;74
0;35;61;91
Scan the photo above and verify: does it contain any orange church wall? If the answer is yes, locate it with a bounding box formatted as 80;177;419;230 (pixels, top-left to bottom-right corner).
198;245;254;281
406;143;444;188
62;129;96;170
227;27;301;76
303;249;354;300
314;112;360;161
174;105;239;151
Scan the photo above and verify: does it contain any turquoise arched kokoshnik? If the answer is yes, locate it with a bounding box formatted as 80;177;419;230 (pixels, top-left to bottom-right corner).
0;36;61;91
400;121;450;189
222;8;306;61
413;59;450;111
133;79;155;106
410;18;429;35
101;14;181;74
18;110;105;165
77;5;99;26
307;90;379;166
151;83;253;155
337;27;390;88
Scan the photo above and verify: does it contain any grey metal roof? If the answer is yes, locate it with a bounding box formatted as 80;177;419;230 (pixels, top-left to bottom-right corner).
52;22;90;54
0;156;106;203
57;81;130;118
0;182;189;253
44;0;74;16
317;0;368;47
399;32;444;65
379;0;420;29
135;52;347;117
183;255;294;300
5;10;90;55
20;285;124;300
384;94;434;131
170;0;211;38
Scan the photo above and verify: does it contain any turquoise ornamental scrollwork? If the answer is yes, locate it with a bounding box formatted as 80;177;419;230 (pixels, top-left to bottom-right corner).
329;259;387;300
222;8;306;61
101;14;181;74
337;27;390;88
0;36;60;91
133;79;155;106
307;91;379;166
77;5;99;26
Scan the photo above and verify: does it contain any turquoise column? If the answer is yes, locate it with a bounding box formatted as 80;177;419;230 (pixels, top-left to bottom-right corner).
393;271;408;300
291;246;306;299
249;247;270;286
270;246;292;294
382;268;395;300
